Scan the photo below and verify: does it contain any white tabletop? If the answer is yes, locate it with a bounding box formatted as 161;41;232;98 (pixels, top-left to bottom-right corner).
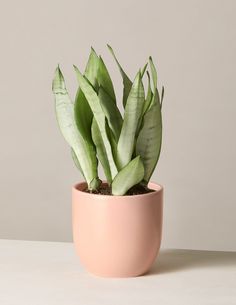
0;239;235;305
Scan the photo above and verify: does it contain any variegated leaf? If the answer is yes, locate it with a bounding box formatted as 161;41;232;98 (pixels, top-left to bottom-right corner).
107;44;132;108
136;91;162;183
98;86;122;142
116;71;145;169
91;118;112;184
97;56;116;102
112;156;144;195
52;66;99;188
74;48;99;142
74;66;118;179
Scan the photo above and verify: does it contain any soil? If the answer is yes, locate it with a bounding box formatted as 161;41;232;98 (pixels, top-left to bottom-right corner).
83;184;155;196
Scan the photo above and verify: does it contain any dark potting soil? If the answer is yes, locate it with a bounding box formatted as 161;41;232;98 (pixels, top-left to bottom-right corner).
83;184;155;196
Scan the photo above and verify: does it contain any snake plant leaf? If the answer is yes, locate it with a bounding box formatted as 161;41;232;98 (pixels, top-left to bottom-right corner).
136;92;162;184
105;123;118;165
149;57;161;103
136;71;154;137
111;156;144;195
143;71;153;115
98;86;123;142
74;90;93;142
74;66;118;179
52;66;99;188
136;57;163;183
89;177;102;190
141;62;148;78
116;71;145;169
91;118;112;184
74;48;99;142
148;56;162;108
149;56;157;90
84;47;100;89
107;44;132;108
97;56;116;102
160;86;164;109
71;147;101;189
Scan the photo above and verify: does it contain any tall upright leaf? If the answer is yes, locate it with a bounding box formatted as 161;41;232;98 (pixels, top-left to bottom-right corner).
91;118;112;184
112;156;144;195
141;63;148;78
143;71;153;115
98;86;123;141
107;44;132;108
149;56;161;106
74;66;118;180
74;48;99;142
97;56;116;102
136;65;162;184
116;72;145;169
160;86;164;109
52;66;99;189
136;71;153;137
149;56;157;90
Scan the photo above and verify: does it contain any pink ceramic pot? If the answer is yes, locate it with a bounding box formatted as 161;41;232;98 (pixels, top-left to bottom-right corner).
72;182;163;277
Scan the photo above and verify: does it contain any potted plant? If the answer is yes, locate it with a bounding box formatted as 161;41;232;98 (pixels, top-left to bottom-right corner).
52;45;164;277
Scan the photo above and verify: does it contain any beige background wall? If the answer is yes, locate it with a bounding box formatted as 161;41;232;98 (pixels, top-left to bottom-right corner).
0;0;235;251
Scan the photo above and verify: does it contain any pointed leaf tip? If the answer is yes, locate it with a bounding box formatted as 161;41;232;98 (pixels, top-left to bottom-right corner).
52;65;66;92
55;65;61;75
73;65;82;76
141;62;148;78
90;46;97;54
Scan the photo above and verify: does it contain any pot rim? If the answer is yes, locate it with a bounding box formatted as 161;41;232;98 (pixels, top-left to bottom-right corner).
73;181;163;199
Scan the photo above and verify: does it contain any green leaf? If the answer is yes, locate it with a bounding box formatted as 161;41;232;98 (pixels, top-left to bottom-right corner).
97;56;116;102
160;86;164;109
52;66;98;188
74;66;118;180
141;62;148;78
149;56;157;90
98;86;123;142
91;118;112;184
149;57;162;110
116;71;145;169
136;71;153;137
71;147;100;189
74;91;93;142
112;156;144;195
89;177;102;190
74;48;99;142
85;48;100;87
136;57;163;183
106;124;118;164
143;71;153;114
107;44;132;108
136;92;162;183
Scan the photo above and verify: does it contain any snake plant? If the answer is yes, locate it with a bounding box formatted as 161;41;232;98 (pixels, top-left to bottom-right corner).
52;46;163;195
